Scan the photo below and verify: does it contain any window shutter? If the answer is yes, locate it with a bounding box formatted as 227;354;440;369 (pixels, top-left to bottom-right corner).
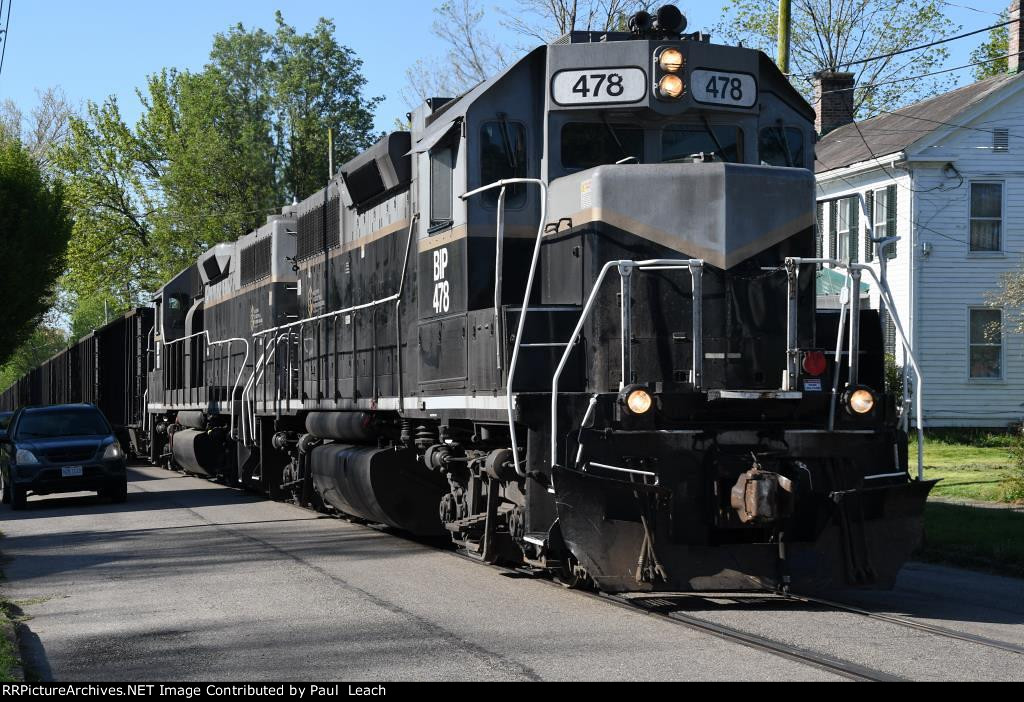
886;185;897;259
815;202;824;268
849;197;859;262
864;190;874;262
829;201;838;262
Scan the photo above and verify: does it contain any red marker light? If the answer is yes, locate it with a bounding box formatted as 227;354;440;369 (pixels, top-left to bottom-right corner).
803;351;827;377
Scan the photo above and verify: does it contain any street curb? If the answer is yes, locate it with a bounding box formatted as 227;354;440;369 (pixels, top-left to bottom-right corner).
928;496;1024;513
2;617;24;682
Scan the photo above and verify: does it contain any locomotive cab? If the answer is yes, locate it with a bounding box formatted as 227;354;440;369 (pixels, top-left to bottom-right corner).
499;12;934;592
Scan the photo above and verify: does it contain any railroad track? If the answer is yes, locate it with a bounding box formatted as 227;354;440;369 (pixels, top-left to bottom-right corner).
167;468;1024;680
449;552;902;681
785;593;1024;656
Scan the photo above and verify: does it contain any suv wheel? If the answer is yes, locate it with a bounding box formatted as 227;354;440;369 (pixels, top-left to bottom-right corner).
102;482;128;504
10;483;26;510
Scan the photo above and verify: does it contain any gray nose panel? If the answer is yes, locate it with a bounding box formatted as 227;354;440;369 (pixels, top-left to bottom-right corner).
548;163;816;270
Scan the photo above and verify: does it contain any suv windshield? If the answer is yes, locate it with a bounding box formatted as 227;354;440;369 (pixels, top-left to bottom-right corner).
14;408;110;439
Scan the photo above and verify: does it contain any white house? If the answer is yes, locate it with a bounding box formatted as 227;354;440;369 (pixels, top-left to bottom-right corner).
814;41;1024;427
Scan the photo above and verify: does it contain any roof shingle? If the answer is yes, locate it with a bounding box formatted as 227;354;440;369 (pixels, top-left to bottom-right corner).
815;73;1021;174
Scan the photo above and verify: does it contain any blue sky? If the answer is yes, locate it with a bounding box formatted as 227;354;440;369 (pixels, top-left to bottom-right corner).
0;0;1013;133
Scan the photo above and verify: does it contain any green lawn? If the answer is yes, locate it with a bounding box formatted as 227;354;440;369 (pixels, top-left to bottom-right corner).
910;433;1021;504
0;615;17;682
919;503;1024;579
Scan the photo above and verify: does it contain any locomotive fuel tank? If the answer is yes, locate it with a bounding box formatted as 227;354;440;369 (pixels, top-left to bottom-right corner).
309;443;447;536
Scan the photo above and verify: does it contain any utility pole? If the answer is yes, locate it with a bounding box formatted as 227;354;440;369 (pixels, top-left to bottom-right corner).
777;0;791;75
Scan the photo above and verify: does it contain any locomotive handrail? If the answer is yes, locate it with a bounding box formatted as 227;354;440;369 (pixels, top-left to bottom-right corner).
461;177;549;479
550;258;704;471
158;330;250;441
786;256;924;479
241;332;297;446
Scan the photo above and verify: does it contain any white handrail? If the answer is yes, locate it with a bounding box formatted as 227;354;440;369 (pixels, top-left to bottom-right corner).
461;177;549;478
787;256;925;480
550;258;703;470
160;330;250;441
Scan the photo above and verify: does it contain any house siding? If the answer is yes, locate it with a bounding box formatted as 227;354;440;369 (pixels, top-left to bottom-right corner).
816;83;1024;427
816;168;914;368
906;92;1024;428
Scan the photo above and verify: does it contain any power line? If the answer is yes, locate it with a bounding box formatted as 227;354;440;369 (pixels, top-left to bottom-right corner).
0;0;11;79
873;107;1024;141
810;51;1021;103
936;0;1004;18
792;17;1017;77
817;158;1024;256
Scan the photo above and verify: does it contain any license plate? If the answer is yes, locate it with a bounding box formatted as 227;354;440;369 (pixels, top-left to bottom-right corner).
61;466;84;478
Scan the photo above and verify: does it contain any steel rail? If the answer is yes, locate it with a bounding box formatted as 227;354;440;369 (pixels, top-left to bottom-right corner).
787;593;1024;656
447;550;899;682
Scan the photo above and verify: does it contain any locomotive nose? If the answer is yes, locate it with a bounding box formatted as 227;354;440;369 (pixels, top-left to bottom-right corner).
550;162;816;271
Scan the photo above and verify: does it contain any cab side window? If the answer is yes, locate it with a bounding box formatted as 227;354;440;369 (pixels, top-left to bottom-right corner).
480;121;527;208
759;126;805;168
430;142;456;231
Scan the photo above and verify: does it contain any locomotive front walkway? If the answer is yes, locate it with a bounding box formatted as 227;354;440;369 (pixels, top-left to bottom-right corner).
0;464;1021;681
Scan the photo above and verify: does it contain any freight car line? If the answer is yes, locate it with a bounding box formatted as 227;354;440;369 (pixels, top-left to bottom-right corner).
786;593;1024;656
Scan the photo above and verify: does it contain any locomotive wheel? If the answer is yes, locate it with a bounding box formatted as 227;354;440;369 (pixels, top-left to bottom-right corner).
554;555;595;591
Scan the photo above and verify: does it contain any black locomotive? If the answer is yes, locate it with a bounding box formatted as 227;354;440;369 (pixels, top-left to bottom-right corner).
2;6;933;593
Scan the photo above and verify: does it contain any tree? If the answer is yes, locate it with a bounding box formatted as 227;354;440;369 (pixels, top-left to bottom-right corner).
500;0;656;44
970;12;1009;81
403;0;511;108
0;325;69;392
403;0;654;110
0;138;74;366
55;13;380;310
0;87;76;172
717;0;960;118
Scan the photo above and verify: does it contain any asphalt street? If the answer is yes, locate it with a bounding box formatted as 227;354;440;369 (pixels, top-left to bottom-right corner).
0;464;1021;682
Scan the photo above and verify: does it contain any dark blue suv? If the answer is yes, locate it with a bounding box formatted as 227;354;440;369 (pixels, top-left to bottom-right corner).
0;404;128;510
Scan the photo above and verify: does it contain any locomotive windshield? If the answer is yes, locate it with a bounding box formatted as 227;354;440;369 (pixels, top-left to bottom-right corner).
561;122;643;170
480;120;527;207
661;125;742;163
758;125;805;167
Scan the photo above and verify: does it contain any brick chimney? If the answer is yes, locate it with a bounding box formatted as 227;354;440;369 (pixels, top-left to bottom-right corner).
1011;0;1023;74
814;70;855;136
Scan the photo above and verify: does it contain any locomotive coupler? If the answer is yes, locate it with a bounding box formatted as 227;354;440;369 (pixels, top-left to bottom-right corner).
729;457;795;524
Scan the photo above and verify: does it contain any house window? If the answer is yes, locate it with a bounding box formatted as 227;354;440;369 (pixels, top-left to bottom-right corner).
969;308;1002;379
836;197;858;262
969;182;1002;252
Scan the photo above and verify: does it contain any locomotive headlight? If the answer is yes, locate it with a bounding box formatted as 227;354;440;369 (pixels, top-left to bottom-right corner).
621;385;654;415
658;74;685;99
845;387;877;415
658;48;684;73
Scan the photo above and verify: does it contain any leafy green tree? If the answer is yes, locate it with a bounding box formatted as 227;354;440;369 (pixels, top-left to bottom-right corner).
971;12;1009;81
55;12;380;310
0;138;74;366
0;325;69;392
717;0;959;118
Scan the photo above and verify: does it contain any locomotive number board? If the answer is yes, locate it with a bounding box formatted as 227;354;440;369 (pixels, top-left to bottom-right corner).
689;69;757;108
551;67;647;106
